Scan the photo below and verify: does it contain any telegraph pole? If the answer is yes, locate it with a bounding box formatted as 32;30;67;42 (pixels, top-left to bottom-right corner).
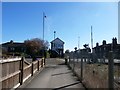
54;31;56;40
78;36;80;49
43;12;46;58
91;26;93;53
43;12;46;42
53;31;56;49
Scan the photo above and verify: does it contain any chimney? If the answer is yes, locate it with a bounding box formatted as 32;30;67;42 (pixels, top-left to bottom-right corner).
10;40;13;43
112;37;117;45
102;40;106;45
96;42;99;47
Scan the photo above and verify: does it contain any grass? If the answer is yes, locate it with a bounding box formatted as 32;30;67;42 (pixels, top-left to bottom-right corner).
71;62;120;88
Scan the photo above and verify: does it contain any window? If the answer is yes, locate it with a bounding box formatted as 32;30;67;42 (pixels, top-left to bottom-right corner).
10;47;15;51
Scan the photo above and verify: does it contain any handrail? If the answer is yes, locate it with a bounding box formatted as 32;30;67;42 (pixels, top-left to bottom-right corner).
0;58;21;63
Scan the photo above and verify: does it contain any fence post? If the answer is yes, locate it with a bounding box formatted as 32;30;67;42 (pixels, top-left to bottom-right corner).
20;57;24;85
108;51;114;89
69;57;70;65
41;59;43;67
81;55;83;81
31;62;34;76
69;57;71;68
44;58;45;65
65;58;67;65
73;53;75;72
72;53;77;76
38;60;39;71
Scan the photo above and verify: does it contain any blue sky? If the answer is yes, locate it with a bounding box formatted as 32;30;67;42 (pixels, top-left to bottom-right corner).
2;2;118;51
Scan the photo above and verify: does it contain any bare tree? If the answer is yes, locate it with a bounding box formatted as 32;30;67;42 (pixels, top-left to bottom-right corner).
65;49;70;59
65;49;70;54
24;38;49;60
43;40;49;50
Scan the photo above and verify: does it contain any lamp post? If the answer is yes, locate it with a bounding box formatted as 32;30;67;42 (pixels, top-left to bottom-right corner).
53;31;56;49
91;26;94;63
42;12;47;65
42;12;46;58
91;25;93;53
43;12;46;42
54;31;56;40
73;47;77;71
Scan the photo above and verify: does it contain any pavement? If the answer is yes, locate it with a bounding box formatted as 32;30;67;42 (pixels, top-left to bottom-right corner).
18;58;85;89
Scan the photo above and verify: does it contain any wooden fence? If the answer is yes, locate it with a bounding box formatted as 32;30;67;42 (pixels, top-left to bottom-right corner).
0;57;45;90
66;51;120;89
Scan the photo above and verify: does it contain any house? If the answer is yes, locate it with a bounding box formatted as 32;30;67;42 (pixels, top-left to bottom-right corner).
2;40;25;56
50;37;65;58
93;37;120;59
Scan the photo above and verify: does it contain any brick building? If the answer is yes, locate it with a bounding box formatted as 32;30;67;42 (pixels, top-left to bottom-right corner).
93;37;120;59
2;40;25;56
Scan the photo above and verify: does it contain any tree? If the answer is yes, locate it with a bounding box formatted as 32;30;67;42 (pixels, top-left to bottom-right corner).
74;47;77;51
24;38;49;60
83;44;89;49
43;40;49;50
65;49;70;59
65;49;70;54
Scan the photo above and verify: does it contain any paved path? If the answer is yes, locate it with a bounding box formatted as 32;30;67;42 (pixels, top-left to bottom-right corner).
21;58;85;89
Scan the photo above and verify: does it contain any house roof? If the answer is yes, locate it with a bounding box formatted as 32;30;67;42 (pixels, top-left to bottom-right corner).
50;37;64;44
92;42;120;50
93;43;112;49
2;41;24;47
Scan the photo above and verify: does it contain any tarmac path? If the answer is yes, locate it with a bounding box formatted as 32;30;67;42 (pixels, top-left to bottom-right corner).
20;58;85;89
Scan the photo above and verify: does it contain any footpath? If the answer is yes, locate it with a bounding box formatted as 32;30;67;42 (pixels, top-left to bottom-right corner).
18;58;85;89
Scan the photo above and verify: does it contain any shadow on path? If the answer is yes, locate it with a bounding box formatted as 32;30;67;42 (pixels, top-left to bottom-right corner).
51;71;72;76
52;81;81;90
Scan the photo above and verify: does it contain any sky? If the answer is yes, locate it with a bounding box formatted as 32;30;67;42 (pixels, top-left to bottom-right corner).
118;2;120;43
2;2;118;51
